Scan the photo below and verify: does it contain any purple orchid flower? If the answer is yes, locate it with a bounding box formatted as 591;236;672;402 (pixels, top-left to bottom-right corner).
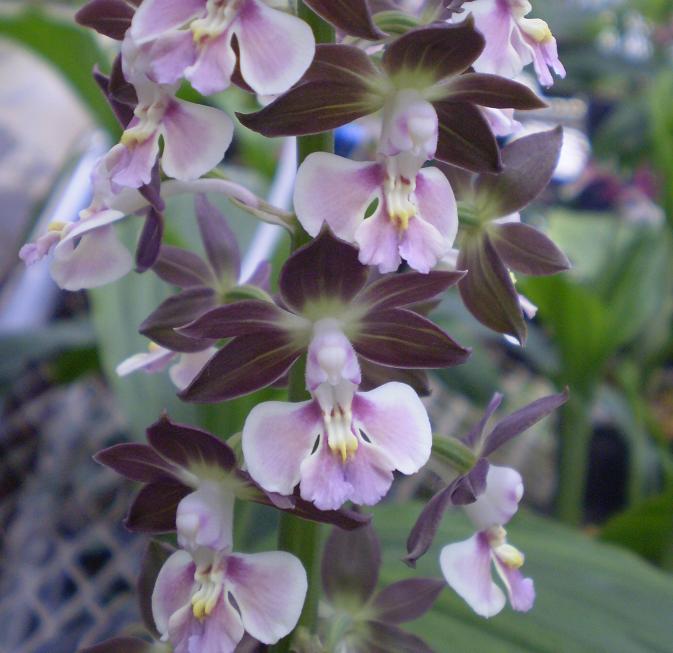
130;0;315;97
110;33;234;190
294;90;459;274
455;0;566;87
148;480;307;652
440;464;535;618
242;318;432;510
405;389;568;565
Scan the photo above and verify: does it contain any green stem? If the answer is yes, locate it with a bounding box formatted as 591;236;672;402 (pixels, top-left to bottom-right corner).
271;5;334;652
555;390;594;525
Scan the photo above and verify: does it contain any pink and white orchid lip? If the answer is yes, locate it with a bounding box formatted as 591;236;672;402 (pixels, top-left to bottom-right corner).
294;152;457;274
132;0;315;96
152;545;308;650
242;321;432;510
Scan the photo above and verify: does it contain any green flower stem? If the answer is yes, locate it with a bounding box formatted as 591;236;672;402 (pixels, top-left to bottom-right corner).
272;5;334;651
556;391;593;525
432;435;477;473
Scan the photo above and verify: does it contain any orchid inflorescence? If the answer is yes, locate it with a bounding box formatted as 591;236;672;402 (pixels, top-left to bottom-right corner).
25;1;573;651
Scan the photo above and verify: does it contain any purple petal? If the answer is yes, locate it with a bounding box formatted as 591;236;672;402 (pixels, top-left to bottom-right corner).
353;382;431;475
294;153;381;241
462;392;503;449
463;465;523;531
146;30;197;85
94;442;179;483
355;207;402;274
493;558;535;612
135;206;164;272
176;483;235;553
110;134;160;189
186;30;237;96
321;523;381;604
242;400;322;496
372;578;444;624
449;457;490;505
126;480;192;533
234;0;315;95
132;0;204;43
151;549;195;637
439;533;506;618
226;551;307;644
152;245;215;287
161;100;233;181
195;194;241;281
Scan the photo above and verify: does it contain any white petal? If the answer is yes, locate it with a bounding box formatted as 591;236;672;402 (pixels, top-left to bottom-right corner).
152;549;196;637
161;100;234;181
186;31;237;96
242;400;322;495
169;347;218;390
116;347;176;376
464;465;524;531
355;208;402;274
414;167;458;243
439;534;506;618
234;0;315;95
399;216;450;274
294;153;381;241
51;214;133;291
352;382;432;475
226;551;307;644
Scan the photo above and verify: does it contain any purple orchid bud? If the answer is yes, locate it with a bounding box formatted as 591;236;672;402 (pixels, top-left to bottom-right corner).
294;153;458;273
242;322;432;510
455;0;565;87
439;466;534;617
151;547;307;650
131;0;315;97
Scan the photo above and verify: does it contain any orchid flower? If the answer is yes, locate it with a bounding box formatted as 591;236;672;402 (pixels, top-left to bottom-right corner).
440;464;535;617
405;389;568;565
129;0;315;97
456;0;566;87
150;483;307;652
242;318;432;510
294;90;458;274
176;231;469;403
116;342;218;390
110;33;233;189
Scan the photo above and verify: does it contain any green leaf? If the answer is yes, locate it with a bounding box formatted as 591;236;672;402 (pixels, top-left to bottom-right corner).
600;491;673;568
0;8;119;135
375;504;673;653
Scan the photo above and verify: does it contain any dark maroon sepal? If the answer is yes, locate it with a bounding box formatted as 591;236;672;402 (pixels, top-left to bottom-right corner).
434;101;502;172
195;195;241;282
93;65;135;127
448;457;489;505
304;0;385;40
78;637;153;653
491;222;571;276
371;578;445;624
94;442;179;483
139;286;218;352
322;523;381;604
75;0;134;40
137;540;174;638
356;308;471;368
481;388;569;457
135;207;164;273
109;53;138;107
382;18;484;81
443;72;547;110
125;480;191;533
152;245;215;288
474;126;563;217
147;414;237;472
364;621;435;653
461;392;503;449
457;234;527;343
179;332;303;403
280;229;369;313
178;300;296;340
355;270;464;312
